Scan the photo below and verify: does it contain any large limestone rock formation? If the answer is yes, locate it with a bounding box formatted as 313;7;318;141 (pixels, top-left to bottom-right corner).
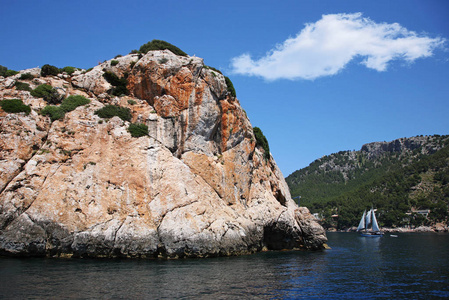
0;50;327;258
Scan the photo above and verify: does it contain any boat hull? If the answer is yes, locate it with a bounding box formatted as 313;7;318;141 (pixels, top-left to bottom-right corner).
359;232;383;237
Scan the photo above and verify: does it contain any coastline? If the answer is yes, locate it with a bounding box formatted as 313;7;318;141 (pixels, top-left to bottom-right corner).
327;223;449;233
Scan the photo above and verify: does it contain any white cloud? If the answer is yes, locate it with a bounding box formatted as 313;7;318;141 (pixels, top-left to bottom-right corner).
230;13;445;80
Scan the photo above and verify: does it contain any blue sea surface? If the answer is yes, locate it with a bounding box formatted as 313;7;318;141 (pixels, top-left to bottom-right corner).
0;232;448;299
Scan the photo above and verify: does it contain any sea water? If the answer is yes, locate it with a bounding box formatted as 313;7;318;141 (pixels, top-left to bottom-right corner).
0;232;448;299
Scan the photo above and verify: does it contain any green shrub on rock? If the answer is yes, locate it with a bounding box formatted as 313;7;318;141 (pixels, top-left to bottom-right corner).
225;76;236;98
253;127;270;160
31;84;53;98
128;123;148;137
6;70;19;77
95;105;131;121
0;66;19;77
0;65;7;77
103;71;122;86
0;99;31;115
19;73;35;80
60;95;90;112
103;71;129;96
40;95;90;122
61;66;76;75
40;105;65;121
14;81;32;91
41;64;60;77
31;84;61;104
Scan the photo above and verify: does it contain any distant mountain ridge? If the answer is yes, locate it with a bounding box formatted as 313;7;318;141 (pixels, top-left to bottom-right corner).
286;135;449;230
361;136;445;158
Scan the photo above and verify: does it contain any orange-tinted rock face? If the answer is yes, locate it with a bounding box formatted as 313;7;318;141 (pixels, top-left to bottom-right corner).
0;50;326;258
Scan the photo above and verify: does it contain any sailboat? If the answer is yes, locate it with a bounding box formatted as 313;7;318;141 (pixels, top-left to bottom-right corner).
357;208;383;237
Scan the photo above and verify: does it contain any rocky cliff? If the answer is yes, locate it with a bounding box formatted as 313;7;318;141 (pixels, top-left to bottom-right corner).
0;49;326;258
360;136;446;159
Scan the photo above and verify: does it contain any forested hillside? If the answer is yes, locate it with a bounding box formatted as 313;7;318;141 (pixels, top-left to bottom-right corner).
286;135;449;230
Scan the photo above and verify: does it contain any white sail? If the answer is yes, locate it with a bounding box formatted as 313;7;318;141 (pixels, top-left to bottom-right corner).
357;210;366;231
357;207;383;236
365;209;372;228
372;209;380;232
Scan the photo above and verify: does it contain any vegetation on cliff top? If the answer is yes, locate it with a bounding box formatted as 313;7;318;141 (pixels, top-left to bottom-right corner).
61;66;76;75
0;65;19;77
138;39;188;57
40;64;78;77
286;135;449;230
41;64;60;77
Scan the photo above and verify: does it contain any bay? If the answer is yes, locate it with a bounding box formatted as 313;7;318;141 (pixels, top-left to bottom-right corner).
0;232;448;299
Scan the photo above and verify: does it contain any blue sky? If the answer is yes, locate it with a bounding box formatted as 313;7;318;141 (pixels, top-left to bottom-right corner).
1;0;448;176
